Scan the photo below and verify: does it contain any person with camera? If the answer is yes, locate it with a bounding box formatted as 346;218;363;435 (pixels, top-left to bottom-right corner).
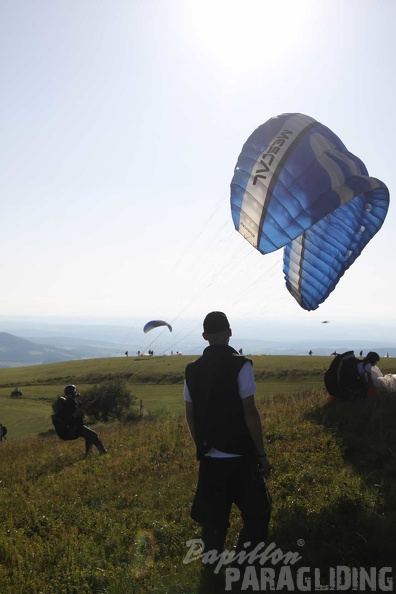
52;384;107;456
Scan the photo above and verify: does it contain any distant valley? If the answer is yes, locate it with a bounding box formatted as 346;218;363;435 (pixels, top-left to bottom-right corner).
0;332;121;368
1;316;396;367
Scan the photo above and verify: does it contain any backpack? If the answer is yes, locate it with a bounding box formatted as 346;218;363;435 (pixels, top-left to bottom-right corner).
324;351;359;399
52;397;80;440
52;397;66;428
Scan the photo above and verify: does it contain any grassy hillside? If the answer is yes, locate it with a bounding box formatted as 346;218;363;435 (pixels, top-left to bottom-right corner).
0;356;395;592
0;391;395;593
0;354;332;385
1;354;395;440
0;355;334;439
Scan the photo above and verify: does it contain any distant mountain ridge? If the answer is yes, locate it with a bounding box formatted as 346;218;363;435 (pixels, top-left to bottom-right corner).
2;316;396;367
0;332;75;366
0;332;121;367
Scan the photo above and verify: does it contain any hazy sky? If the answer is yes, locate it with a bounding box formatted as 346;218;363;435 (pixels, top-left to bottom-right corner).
1;0;395;337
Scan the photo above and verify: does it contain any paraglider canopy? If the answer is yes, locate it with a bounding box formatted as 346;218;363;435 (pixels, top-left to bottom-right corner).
230;113;390;310
143;320;172;334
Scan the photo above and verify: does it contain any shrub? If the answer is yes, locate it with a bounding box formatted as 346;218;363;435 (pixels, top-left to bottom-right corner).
82;379;136;423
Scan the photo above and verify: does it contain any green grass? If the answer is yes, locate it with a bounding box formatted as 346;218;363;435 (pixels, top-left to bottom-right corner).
0;397;52;438
0;356;395;593
0;354;349;388
0;355;365;439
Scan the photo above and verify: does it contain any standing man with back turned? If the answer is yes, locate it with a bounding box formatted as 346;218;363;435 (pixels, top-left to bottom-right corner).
184;311;271;569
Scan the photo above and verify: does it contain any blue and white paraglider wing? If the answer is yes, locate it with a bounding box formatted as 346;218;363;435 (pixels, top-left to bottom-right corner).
143;320;172;334
230;113;390;310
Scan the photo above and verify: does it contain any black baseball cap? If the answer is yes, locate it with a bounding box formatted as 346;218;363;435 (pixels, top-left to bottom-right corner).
203;311;230;334
366;351;380;364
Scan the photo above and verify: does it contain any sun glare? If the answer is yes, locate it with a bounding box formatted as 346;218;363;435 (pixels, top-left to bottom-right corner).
184;0;315;77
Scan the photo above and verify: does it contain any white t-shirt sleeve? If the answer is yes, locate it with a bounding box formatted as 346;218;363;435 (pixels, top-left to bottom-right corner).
184;379;192;403
357;361;371;375
238;361;256;398
183;360;256;403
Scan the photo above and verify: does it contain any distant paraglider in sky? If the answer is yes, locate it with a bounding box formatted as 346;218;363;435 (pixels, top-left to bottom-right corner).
230;113;390;311
143;320;172;334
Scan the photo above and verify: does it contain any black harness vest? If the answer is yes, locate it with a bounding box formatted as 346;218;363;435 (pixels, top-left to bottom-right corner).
185;345;256;460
